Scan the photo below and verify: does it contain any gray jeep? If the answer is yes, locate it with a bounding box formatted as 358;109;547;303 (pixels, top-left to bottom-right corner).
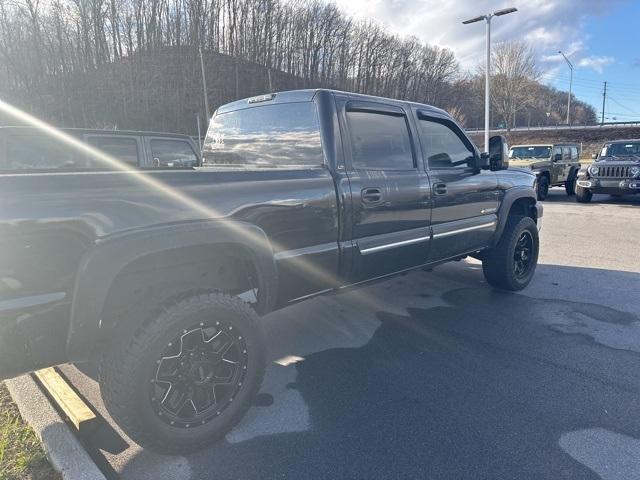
576;139;640;203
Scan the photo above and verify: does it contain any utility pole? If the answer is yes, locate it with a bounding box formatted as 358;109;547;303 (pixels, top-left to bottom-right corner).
558;50;573;125
199;45;210;122
601;81;607;125
463;7;518;152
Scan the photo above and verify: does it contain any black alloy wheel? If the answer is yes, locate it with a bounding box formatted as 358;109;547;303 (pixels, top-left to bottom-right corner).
513;231;534;280
151;323;247;428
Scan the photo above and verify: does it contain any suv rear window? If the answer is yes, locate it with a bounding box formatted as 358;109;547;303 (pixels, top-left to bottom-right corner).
202;102;323;168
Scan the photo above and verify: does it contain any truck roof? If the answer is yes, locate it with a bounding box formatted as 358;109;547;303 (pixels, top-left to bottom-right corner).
0;126;193;140
216;88;448;117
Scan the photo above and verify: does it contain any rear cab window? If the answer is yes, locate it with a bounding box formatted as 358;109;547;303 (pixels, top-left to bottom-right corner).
202;101;324;168
345;109;414;170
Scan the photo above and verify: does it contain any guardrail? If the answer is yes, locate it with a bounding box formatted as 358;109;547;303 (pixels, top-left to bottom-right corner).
465;121;640;134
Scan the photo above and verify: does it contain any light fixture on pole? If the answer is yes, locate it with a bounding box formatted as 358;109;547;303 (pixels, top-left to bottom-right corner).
558;50;573;125
462;7;517;152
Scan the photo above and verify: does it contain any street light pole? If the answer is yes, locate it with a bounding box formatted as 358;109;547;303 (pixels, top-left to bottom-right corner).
463;7;517;152
484;15;491;153
558;50;573;125
199;44;210;122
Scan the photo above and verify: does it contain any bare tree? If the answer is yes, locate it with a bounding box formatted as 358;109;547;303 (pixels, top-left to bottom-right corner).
489;40;539;131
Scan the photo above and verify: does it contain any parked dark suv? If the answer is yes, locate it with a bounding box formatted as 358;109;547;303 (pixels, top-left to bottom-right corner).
576;139;640;202
0;127;201;171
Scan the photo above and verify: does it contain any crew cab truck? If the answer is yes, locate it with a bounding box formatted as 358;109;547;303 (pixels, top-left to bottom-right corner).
576;139;640;202
0;89;542;454
0;127;201;170
508;143;581;200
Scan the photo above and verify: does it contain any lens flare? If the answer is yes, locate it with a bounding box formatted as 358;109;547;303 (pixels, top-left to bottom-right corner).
0;97;390;311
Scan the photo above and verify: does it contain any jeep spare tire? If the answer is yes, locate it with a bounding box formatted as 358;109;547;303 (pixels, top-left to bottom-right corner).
99;292;266;454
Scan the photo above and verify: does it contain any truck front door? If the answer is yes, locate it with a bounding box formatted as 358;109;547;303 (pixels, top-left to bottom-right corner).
339;99;432;282
415;112;499;262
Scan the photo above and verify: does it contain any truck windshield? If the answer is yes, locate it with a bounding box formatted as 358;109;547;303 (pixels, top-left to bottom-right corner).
602;142;640;158
509;146;551;160
202;102;324;168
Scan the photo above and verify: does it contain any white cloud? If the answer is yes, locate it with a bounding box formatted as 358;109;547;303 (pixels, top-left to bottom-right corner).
577;56;614;73
328;0;625;73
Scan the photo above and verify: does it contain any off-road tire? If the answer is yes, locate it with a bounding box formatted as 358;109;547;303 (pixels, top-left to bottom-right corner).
536;176;550;201
576;185;593;203
99;291;266;454
482;216;539;291
565;170;577;196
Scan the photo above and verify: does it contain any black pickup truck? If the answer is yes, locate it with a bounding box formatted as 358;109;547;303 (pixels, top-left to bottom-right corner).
0;89;542;453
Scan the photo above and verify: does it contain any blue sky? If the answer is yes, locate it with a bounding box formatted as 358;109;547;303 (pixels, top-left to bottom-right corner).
553;1;640;122
330;0;640;122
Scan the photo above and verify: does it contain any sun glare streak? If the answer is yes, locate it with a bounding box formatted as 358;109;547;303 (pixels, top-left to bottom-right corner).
0;98;348;290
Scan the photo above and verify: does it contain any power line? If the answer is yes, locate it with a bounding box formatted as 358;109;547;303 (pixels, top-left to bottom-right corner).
608;96;638;114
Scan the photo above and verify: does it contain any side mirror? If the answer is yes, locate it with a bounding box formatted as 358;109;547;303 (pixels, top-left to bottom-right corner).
553;153;562;162
484;135;508;171
591;153;598;160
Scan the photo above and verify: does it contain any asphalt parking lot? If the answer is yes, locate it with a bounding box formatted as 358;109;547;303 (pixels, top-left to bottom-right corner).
58;189;640;480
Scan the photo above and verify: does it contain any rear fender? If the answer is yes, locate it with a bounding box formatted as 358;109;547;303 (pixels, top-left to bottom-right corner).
66;221;276;363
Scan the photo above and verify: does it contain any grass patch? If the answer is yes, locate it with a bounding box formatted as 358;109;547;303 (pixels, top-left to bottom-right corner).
0;382;59;480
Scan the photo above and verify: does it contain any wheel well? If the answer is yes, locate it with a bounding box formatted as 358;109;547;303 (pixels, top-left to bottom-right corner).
508;197;536;220
539;171;550;180
98;243;260;348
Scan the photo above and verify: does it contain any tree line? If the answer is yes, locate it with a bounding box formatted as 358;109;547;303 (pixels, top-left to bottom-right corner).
0;0;596;133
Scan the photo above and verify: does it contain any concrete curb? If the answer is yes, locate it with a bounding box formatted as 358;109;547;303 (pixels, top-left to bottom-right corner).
6;374;106;480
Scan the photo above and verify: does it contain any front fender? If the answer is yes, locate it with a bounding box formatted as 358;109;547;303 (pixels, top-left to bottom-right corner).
491;186;539;247
66;220;277;363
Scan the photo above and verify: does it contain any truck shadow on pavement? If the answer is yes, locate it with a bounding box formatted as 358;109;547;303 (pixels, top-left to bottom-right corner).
109;264;640;480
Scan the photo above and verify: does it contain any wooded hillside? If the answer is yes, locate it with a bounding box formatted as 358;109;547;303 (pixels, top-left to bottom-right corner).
0;0;597;134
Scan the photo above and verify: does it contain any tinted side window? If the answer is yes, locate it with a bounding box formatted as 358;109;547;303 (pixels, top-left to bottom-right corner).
150;139;198;168
3;135;84;170
346;111;414;170
562;147;570;160
203;102;323;167
419;119;475;169
570;146;578;160
87;136;139;166
553;147;562;158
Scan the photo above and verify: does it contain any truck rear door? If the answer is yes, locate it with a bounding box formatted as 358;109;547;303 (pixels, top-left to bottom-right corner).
337;98;432;282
